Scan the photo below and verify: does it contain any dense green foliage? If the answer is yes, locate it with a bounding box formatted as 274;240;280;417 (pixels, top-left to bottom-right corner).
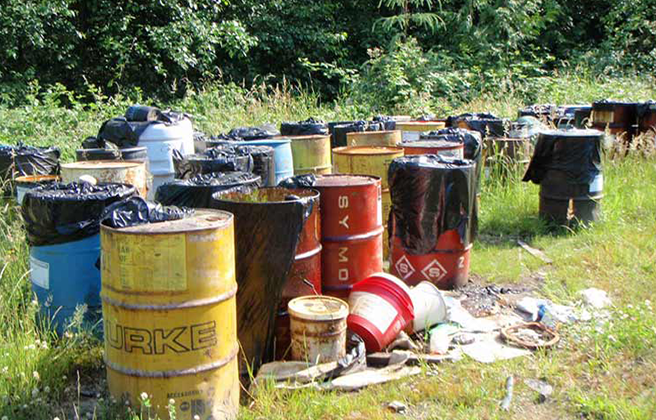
1;0;654;105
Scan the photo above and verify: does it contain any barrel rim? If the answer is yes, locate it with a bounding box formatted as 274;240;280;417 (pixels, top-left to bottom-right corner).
288;295;349;321
100;209;234;235
313;173;382;187
212;186;320;205
275;134;331;141
332;145;404;155
345;130;399;136
61;160;145;169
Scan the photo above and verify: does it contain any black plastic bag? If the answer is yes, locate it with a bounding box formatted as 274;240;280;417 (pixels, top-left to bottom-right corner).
173;148;254;179
389;156;476;254
156;172;261;208
277;174;317;188
523;129;603;185
22;182;136;246
518;104;557;120
235;145;276;187
0;144;60;181
372;115;397;130
125;105;162;122
101;196;193;228
210;188;314;375
447;113;507;138
97;110;188;148
280;118;328;136
228;126;277;141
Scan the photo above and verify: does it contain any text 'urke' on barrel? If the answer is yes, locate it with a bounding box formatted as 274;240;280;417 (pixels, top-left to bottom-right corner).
312;175;384;300
101;210;239;420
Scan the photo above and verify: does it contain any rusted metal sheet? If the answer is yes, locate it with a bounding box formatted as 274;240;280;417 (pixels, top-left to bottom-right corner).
313;175;384;299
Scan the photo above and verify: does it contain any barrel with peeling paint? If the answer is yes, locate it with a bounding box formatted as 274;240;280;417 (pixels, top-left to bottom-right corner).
61;161;148;198
346;130;402;147
591;101;638;143
331;146;403;258
396;121;446;142
286;135;332;175
313;175;383;299
101;210;239;420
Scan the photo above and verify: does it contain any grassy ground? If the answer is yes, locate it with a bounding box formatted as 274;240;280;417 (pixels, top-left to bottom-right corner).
0;74;654;420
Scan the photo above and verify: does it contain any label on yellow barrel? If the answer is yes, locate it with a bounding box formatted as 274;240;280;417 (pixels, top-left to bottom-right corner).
116;234;187;292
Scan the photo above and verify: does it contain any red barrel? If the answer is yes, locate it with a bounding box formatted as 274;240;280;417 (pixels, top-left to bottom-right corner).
390;230;471;289
401;140;464;159
347;273;414;352
313;175;384;299
275;188;322;359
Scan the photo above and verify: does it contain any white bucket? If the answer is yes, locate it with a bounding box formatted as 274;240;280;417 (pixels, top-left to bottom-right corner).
408;281;448;333
288;296;349;364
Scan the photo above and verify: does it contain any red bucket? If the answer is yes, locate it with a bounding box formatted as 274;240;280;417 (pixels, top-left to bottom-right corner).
347;273;414;352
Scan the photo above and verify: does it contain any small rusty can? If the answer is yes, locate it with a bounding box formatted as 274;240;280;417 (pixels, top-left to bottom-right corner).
313;175;384;299
288;296;348;364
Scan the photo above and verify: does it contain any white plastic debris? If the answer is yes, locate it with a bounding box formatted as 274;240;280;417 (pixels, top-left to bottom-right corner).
578;288;611;309
429;324;460;354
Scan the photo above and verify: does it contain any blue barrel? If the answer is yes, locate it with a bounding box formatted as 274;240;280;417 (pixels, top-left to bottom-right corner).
30;234;101;335
246;139;294;184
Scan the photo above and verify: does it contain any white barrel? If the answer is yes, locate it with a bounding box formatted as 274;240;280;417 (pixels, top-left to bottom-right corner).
138;117;194;199
288;296;348;364
408;281;447;333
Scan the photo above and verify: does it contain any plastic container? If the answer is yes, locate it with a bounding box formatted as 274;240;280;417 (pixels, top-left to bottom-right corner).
407;281;447;333
245;139;294;184
288;296;348;364
347;273;414;352
138;117;194;199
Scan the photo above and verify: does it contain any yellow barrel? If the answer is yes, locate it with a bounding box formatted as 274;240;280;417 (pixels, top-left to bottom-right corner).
61;160;148;197
101;210;239;420
283;135;332;175
346;130;402;147
332;146;404;259
396;121;446;142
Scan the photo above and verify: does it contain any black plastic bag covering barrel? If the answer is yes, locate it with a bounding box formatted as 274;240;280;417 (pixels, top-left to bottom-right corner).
210;188;314;375
388;156;476;254
522;130;603;185
125;105;162;122
173;148;254;179
372;115;397;130
76;146;148;163
100;196;193;228
331;121;389;147
155;172;261;208
447;113;507;138
22;182;135;246
228;126;276;141
234;145;276;186
0;144;60;181
96;111;186;148
280;118;328;136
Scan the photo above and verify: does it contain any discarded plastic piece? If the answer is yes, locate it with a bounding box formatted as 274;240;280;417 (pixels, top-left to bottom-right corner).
515;297;578;325
501;322;559;349
387;401;407;414
327;365;421;392
387;331;420;352
210;188;313;376
100;196;193;228
517;240;553;265
461;333;531;363
22;182;135;246
429;324;460;354
288;296;348;364
366;350;462;366
578;288;611;309
155;172;261;208
347;273;414;353
0;144;60;181
408;281;448;333
525;378;554;402
500;376;514;411
280;118;329;136
228;126;277;141
445;296;499;332
173;147;254;179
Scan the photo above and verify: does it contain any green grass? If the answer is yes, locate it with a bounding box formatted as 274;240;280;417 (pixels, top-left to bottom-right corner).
0;73;655;419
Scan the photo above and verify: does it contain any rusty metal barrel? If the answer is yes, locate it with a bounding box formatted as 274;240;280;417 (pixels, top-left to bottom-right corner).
101;210;239;420
313;175;384;300
400;139;464;159
274;188;322;359
482;137;532;179
61;160;148;197
283;135;332;175
396;121;446;142
331;146;403;259
592;100;639;143
346;130;402;147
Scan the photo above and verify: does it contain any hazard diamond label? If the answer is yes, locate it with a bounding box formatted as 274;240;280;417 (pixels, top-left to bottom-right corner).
394;255;416;280
421;259;447;282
